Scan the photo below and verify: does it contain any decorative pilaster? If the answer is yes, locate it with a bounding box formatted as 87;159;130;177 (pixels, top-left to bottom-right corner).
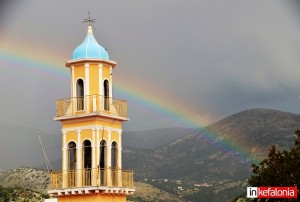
96;128;100;166
62;131;67;171
99;64;103;96
71;65;76;113
91;129;96;186
71;65;75;97
117;131;122;187
107;129;112;186
91;129;96;169
99;64;103;112
118;131;122;169
109;66;113;98
62;131;67;188
76;130;82;187
107;129;112;168
85;63;90;112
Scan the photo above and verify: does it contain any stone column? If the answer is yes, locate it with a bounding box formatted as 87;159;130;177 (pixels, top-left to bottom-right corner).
107;129;112;186
71;66;75;115
118;130;122;169
118;131;122;187
91;129;96;186
71;65;75;97
76;130;82;187
109;66;113;99
96;128;100;186
85;63;90;112
99;64;103;112
62;131;67;188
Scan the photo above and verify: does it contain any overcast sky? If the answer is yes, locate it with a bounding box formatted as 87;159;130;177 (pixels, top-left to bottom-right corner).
1;1;300;134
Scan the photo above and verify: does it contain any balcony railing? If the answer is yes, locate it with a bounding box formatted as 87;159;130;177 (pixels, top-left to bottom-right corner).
49;168;134;189
55;95;128;119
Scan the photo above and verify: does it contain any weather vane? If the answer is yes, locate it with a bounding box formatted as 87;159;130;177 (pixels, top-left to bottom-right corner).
83;10;96;26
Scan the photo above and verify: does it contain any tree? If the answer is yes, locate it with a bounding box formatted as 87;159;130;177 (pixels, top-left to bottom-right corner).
248;129;300;200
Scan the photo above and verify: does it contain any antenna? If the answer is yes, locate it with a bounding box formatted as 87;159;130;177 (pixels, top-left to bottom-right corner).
38;134;53;173
83;10;96;26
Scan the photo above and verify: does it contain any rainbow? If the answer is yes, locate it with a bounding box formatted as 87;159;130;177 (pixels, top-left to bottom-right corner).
0;46;260;170
114;82;261;165
0;48;68;81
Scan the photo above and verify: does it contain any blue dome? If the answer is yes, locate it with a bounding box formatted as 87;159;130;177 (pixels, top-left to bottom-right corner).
72;26;109;60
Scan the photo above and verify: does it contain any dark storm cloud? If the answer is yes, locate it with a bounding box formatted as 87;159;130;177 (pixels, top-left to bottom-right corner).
1;0;300;131
0;0;22;30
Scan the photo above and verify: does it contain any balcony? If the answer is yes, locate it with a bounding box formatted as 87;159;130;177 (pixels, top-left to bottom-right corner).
49;168;134;190
55;95;128;120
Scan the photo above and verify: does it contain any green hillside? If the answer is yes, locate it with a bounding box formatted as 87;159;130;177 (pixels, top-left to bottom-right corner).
1;108;299;201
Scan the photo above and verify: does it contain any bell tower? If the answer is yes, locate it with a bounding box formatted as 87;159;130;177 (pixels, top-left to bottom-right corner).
48;16;134;202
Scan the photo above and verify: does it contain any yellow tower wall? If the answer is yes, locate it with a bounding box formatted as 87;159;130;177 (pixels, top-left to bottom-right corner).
64;128;121;148
103;65;111;81
62;118;122;129
65;131;77;143
58;194;126;202
74;64;85;81
71;62;113;97
61;118;123;173
111;131;120;143
90;63;99;95
81;129;91;140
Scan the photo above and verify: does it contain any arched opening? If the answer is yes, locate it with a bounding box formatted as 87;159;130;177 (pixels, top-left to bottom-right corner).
104;80;109;110
111;142;118;170
67;141;76;187
111;141;118;186
83;140;92;186
83;140;92;169
76;79;84;110
99;140;107;185
68;142;77;171
99;140;107;169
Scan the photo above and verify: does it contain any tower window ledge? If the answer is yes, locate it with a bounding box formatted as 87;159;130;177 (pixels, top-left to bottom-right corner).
48;187;135;197
54;112;129;121
55;95;128;120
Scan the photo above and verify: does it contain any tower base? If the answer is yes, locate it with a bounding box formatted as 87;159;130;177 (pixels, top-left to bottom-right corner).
48;186;135;202
57;194;126;202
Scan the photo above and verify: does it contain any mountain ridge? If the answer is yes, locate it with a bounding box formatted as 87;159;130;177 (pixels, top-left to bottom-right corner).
1;108;299;201
122;108;300;201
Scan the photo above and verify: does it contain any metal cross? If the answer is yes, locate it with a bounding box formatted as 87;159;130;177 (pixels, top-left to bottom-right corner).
83;10;96;26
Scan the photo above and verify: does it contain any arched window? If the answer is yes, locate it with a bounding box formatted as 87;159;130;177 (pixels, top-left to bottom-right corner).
68;142;76;171
83;140;92;186
104;80;109;110
99;140;107;169
83;140;92;169
111;142;118;170
111;141;118;186
67;141;76;187
99;140;107;186
76;79;84;110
